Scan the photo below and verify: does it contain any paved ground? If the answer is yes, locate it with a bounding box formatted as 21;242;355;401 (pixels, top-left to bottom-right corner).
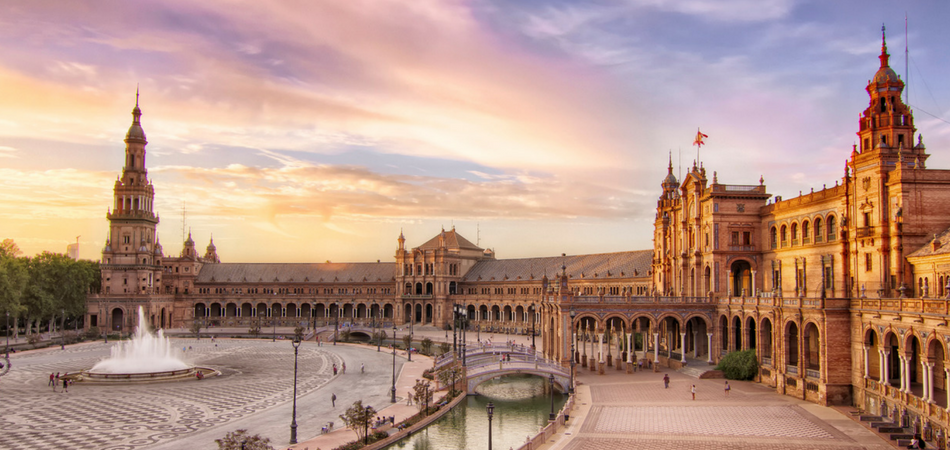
535;366;895;450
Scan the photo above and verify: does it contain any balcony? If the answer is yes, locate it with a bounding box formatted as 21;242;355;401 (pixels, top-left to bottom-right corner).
856;226;874;238
729;245;755;252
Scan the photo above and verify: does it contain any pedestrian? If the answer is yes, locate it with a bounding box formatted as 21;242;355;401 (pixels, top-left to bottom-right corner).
331;393;337;407
691;384;696;400
724;381;731;396
342;362;346;374
361;363;365;373
663;374;669;389
49;373;54;387
333;364;338;375
407;391;413;405
62;377;69;393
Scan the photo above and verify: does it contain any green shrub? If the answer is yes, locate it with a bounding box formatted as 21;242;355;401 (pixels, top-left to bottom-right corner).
715;349;758;380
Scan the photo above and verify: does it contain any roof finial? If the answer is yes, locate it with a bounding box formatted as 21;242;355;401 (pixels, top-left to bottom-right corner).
136;84;140;107
879;23;890;68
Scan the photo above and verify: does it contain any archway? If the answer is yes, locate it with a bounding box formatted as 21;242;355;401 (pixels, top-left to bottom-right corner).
731;260;752;296
732;316;742;351
760;318;773;363
803;322;820;374
111;308;124;332
425;304;433;323
785;321;799;367
745;316;757;350
864;328;880;380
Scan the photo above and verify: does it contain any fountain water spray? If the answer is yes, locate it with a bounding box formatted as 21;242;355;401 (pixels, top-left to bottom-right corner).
91;306;190;374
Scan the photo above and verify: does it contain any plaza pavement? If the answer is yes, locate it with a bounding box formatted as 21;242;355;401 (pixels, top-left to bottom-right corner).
533;363;896;450
2;326;894;450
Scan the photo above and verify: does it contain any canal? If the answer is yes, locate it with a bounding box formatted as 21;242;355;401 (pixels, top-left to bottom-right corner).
387;374;567;450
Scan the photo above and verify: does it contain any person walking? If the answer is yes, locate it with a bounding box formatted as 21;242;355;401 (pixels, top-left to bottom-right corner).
663;374;670;389
333;364;338;375
331;393;337;407
360;363;365;373
342;362;346;374
49;373;54;387
62;377;69;393
407;391;413;405
724;381;731;396
691;384;696;400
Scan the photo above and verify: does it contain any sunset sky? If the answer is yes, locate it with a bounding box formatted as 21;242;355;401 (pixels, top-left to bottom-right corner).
2;0;949;263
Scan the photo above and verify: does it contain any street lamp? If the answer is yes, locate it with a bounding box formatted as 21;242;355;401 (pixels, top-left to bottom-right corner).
453;303;459;356
408;303;413;362
549;373;557;421
569;309;576;394
391;325;397;403
289;334;301;444
5;311;9;357
530;303;536;350
364;405;372;445
486;402;495;450
461;308;468;367
334;302;340;345
61;309;65;350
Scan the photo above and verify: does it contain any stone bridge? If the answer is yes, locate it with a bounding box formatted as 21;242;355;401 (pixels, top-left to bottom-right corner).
432;343;571;394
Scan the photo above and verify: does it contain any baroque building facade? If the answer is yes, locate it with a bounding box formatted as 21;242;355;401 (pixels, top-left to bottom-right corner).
87;30;950;443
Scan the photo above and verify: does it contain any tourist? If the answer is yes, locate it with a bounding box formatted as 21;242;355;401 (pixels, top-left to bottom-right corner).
333;364;338;375
331;393;337;407
62;376;69;393
663;374;669;389
406;391;413;405
48;373;54;387
691;384;696;400
342;362;346;374
361;363;364;373
724;381;731;396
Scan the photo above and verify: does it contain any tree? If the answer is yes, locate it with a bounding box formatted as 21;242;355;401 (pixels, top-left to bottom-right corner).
190;320;202;339
403;333;412;351
412;379;433;415
0;239;21;258
439;342;451;355
437;364;463;396
715;349;759;380
215;429;273;450
374;330;387;347
294;325;304;341
340;328;351;342
0;249;28;330
420;337;433;355
22;252;98;336
339;400;376;444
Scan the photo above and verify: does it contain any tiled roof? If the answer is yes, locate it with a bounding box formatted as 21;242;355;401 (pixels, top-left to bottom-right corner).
907;227;950;258
416;229;482;251
461;250;653;282
196;263;397;283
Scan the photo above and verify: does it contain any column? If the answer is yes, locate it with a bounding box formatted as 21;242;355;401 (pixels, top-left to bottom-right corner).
693;331;700;358
680;332;687;363
945;368;950;410
905;357;913;393
598;333;605;363
751;270;757;296
898;355;907;392
925;362;934;402
880;350;889;385
627;333;633;363
653;333;660;363
863;345;869;378
706;333;713;364
726;269;733;297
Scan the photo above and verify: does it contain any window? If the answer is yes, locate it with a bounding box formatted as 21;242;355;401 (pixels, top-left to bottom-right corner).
865;253;873;272
731;232;739;245
743;232;751;246
770;227;777;249
780;225;788;247
814;218;823;243
123;236;130;244
827;216;837;240
824;267;833;289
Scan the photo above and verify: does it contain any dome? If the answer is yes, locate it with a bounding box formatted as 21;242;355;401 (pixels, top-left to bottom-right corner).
125;92;147;142
663;172;678;186
154;242;163;255
873;66;899;84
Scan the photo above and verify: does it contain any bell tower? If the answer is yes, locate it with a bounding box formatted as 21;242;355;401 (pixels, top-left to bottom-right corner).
101;91;162;295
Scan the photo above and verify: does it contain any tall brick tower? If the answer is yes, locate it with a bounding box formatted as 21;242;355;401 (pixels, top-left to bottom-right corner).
100;91;163;295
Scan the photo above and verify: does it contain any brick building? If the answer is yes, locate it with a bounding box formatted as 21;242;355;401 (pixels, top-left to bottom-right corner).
87;28;950;443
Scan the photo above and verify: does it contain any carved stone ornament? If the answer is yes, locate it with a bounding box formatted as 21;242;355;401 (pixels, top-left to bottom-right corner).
878;325;886;335
921;331;929;339
897;328;906;336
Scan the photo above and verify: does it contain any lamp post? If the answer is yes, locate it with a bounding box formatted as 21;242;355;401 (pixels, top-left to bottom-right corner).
5;311;9;357
569;309;576;394
61;309;65;350
408;304;413;362
311;300;317;332
486;402;495;450
334;302;339;345
374;301;381;352
289;334;301;444
364;405;372;444
530;303;536;350
391;325;397;403
453;303;458;356
549;373;557;421
461;309;467;367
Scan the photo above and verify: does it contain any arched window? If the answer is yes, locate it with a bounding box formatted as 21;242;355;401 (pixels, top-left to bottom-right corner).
770;227;778;249
802;220;810;244
827;215;837;240
791;223;799;245
814;218;823;243
780;225;788;247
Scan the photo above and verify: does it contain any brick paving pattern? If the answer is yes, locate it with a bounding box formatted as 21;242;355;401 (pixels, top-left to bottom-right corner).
585;405;836;438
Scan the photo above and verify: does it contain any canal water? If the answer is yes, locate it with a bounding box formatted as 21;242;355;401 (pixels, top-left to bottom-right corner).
387;375;567;450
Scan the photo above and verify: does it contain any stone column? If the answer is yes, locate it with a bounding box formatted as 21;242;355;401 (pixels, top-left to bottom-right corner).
945;368;950;410
627;333;634;363
706;333;714;364
925;362;934;402
598;332;605;375
653;333;660;364
693;331;700;358
898;355;907;392
881;350;889;385
751;270;757;296
680;332;687;363
863;345;869;378
727;269;733;297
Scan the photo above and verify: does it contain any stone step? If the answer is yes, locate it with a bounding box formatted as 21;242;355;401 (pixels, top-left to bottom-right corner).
678;366;708;378
889;433;913;441
858;415;881;422
870;421;894;428
878;426;905;433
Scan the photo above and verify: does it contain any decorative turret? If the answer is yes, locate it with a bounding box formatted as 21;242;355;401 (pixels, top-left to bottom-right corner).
398;229;405;251
660;153;678;200
182;231;197;259
203;236;220;263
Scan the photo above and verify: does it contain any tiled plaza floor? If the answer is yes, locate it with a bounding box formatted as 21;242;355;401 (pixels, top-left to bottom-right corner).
538;365;896;450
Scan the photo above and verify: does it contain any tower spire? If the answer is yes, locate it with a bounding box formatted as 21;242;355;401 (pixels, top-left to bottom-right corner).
879;23;890;69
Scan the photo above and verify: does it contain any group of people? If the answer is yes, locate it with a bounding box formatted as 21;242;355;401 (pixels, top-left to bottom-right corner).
48;372;69;393
662;373;731;400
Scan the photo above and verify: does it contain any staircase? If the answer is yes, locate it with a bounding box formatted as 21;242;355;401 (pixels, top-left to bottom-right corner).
848;411;917;448
677;365;722;379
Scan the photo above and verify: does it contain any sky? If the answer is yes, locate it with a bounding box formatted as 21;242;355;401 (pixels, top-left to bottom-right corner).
1;0;949;263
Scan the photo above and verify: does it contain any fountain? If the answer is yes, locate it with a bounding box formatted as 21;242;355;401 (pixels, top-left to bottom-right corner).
78;306;217;383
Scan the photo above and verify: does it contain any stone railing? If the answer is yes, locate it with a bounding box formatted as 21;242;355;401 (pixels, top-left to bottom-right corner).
515;393;576;450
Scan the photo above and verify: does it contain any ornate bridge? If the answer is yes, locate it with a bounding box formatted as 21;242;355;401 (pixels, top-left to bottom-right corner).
433;343;571;394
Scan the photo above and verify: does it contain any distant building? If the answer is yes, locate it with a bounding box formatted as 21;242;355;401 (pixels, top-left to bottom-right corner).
86;29;950;443
66;243;79;260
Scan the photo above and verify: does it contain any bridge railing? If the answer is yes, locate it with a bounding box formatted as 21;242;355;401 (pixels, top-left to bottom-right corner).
433;342;541;369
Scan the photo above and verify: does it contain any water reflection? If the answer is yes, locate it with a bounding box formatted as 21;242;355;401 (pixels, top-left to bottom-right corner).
388;375;566;450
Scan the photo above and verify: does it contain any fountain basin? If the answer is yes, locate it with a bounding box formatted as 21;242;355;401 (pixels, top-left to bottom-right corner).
71;366;220;384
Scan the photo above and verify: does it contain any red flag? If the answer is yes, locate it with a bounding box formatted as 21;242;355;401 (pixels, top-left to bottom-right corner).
693;129;708;148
